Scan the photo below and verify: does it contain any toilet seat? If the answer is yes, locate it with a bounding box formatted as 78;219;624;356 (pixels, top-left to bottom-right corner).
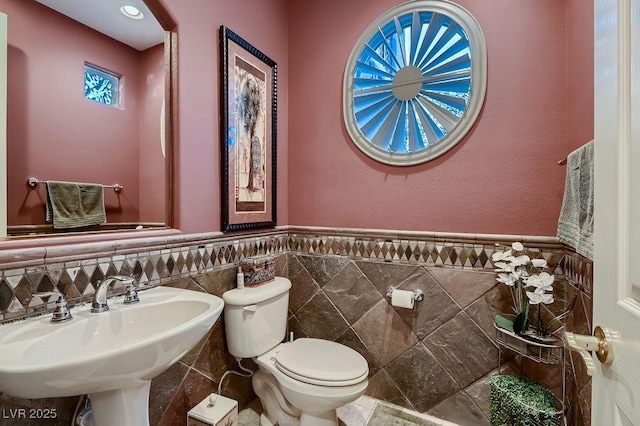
274;338;368;387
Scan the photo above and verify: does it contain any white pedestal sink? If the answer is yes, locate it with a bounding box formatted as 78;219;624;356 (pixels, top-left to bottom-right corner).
0;286;224;426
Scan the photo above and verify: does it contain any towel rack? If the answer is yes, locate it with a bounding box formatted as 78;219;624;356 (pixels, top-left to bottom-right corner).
558;157;567;166
27;177;123;193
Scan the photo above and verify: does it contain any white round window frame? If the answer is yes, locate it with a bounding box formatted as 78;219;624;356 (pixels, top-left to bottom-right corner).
342;0;487;166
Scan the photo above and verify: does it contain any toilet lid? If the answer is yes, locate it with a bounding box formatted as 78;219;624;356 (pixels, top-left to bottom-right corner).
275;338;368;386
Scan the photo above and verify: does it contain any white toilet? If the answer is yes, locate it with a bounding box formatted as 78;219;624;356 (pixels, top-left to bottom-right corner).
222;276;368;426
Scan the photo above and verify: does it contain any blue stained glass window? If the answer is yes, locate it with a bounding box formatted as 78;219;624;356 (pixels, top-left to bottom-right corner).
84;64;120;106
343;1;487;166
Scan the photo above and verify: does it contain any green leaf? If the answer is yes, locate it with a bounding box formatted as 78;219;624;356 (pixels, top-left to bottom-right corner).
513;311;529;335
494;314;514;332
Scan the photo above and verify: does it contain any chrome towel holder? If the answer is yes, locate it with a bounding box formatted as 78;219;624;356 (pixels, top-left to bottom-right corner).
27;176;123;193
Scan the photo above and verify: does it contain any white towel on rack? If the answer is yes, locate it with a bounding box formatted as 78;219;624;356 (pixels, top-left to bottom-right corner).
557;140;594;259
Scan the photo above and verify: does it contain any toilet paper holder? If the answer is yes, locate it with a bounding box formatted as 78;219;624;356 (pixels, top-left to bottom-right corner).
386;286;424;302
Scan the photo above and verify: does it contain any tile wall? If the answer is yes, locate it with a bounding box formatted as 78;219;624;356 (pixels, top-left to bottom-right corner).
0;228;592;425
563;250;593;426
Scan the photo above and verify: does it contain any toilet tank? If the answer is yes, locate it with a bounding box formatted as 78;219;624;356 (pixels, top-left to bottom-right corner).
222;276;291;358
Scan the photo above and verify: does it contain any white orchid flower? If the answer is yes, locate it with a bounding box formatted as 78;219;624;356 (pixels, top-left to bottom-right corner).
493;262;515;273
491;250;513;262
496;273;517;286
538;272;555;286
511;255;531;266
531;258;548;268
526;291;554;304
512;242;524;251
508;268;528;280
525;272;554;292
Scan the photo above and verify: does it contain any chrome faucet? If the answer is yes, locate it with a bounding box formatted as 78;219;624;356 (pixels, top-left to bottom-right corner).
33;290;73;323
91;275;137;313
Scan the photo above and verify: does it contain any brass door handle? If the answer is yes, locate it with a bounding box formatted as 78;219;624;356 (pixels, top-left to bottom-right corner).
564;326;613;376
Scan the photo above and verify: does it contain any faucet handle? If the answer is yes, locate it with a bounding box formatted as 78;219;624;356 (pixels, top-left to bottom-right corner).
109;275;135;284
123;279;139;305
32;290;73;323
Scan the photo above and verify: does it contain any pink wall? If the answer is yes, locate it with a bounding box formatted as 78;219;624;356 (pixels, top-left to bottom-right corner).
1;0;592;239
138;44;166;223
287;0;569;236
166;0;289;233
566;0;594;152
3;0;149;226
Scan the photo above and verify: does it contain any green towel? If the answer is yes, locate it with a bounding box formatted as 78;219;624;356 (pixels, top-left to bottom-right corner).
45;181;106;229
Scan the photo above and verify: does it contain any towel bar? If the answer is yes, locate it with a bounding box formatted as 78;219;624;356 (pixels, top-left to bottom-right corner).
27;177;123;193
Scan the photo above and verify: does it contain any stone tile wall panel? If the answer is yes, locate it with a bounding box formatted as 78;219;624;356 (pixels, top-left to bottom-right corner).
0;229;591;425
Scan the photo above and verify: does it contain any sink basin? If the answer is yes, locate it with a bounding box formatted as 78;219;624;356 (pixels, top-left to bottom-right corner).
0;286;224;426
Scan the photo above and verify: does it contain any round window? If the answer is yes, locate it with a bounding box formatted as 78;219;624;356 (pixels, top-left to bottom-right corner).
343;0;487;166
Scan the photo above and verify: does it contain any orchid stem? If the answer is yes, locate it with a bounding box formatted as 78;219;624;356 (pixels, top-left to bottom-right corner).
537;304;543;335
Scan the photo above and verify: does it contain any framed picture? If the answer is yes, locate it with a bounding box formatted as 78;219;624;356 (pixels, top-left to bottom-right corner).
220;26;277;232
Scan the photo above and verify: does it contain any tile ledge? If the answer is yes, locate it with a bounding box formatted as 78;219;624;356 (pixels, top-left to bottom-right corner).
285;225;560;245
0;228;182;251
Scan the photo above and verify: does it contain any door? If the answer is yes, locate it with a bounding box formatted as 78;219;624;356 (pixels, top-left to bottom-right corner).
593;0;640;423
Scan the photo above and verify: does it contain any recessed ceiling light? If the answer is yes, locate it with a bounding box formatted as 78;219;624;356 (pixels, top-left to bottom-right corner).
120;5;144;20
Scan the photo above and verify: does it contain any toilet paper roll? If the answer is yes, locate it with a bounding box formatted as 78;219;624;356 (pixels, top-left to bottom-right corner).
391;289;415;309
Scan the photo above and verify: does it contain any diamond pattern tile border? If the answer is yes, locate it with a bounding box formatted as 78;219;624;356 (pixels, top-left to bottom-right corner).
0;232;287;322
0;227;580;323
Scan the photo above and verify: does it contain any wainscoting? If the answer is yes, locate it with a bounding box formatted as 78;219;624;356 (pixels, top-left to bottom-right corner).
0;227;592;425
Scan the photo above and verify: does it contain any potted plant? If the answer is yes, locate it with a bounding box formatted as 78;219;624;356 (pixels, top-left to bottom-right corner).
492;242;570;341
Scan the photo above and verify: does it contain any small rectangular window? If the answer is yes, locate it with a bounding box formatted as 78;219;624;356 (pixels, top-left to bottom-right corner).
84;64;120;107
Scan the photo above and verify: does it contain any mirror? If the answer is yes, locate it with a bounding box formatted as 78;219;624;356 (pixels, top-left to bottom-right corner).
2;0;175;237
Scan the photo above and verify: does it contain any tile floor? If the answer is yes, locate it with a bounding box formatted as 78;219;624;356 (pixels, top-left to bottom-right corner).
238;396;460;426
